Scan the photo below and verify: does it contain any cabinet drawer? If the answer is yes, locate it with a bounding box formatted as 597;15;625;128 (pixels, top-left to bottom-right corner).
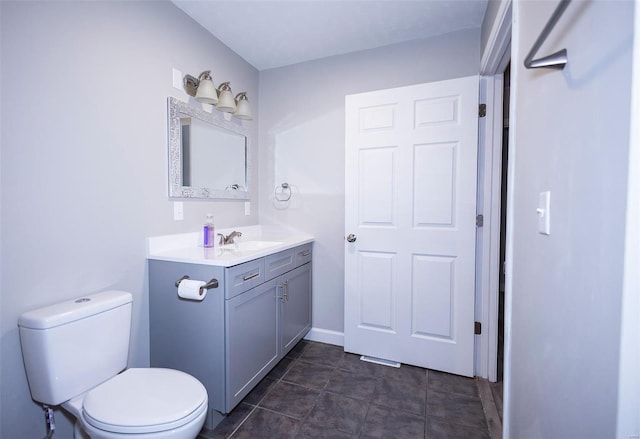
265;249;295;281
294;243;313;266
225;259;265;299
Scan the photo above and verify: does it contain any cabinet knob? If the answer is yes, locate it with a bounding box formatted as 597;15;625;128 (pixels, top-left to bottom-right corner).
346;234;357;243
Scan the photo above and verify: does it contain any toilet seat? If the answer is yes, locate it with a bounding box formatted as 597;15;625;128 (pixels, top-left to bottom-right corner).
81;368;207;434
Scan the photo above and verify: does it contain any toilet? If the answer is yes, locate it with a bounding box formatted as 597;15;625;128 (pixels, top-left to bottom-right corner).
18;290;207;439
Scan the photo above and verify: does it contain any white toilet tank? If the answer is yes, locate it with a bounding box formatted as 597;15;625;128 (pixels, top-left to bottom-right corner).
18;290;133;406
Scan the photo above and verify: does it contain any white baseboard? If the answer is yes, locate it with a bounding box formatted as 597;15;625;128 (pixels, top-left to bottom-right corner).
304;327;344;347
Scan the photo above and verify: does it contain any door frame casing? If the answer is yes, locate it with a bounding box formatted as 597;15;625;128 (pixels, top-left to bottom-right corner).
475;74;503;381
475;0;512;382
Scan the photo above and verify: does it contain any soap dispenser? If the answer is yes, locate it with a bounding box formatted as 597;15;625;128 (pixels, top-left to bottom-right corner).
203;214;215;248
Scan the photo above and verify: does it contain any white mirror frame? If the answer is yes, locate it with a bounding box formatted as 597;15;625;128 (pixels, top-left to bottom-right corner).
167;97;251;200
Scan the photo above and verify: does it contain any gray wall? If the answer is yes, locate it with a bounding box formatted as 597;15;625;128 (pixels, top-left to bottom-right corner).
0;2;258;437
258;29;480;337
507;1;632;437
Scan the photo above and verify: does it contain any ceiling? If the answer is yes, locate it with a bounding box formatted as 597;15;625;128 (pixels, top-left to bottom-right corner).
173;0;489;71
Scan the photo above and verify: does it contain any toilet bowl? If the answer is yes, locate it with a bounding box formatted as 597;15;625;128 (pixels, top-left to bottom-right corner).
18;291;208;439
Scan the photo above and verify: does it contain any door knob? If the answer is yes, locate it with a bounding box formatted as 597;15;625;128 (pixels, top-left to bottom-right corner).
346;234;357;243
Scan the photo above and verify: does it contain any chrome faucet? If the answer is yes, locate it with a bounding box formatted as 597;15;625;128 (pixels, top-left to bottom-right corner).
218;231;242;245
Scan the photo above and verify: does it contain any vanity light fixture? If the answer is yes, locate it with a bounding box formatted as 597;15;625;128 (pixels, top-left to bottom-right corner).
215;82;236;113
233;92;253;120
184;71;218;104
183;72;252;120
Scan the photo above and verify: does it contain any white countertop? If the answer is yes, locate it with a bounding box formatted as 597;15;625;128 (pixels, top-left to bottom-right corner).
147;225;314;267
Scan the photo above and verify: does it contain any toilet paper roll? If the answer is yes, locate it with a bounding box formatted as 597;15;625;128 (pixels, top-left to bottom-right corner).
177;279;207;301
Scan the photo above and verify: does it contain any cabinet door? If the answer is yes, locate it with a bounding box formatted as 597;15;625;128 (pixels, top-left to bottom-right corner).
225;277;279;412
281;262;312;355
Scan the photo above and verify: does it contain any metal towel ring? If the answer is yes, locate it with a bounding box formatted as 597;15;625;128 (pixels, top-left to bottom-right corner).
275;182;292;201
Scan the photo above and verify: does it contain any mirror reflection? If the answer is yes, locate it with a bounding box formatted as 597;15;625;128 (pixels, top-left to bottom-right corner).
168;97;250;199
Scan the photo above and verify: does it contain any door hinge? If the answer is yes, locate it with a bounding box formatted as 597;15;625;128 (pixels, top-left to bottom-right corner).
476;214;484;227
479;103;487;118
475;321;482;335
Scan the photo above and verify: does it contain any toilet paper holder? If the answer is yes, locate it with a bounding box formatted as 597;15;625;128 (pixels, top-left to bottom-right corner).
175;275;219;295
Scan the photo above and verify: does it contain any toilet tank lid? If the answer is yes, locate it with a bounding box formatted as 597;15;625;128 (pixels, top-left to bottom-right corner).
18;291;133;330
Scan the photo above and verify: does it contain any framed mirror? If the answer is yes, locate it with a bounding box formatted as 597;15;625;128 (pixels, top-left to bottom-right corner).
167;97;250;199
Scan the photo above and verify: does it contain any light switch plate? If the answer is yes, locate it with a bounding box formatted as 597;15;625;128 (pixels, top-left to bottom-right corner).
244;202;250;216
172;68;183;90
173;201;184;221
537;191;551;235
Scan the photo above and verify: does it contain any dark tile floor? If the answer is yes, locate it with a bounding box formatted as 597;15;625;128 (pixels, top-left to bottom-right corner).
198;341;490;439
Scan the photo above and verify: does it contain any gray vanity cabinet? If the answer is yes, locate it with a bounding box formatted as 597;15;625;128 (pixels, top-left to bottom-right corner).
148;243;312;425
225;276;279;410
225;245;312;409
280;262;312;354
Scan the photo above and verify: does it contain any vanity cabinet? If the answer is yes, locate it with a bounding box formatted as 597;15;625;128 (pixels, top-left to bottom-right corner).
149;243;312;424
224;243;312;409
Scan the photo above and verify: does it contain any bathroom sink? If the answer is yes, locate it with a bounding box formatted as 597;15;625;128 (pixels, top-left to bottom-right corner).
219;240;283;252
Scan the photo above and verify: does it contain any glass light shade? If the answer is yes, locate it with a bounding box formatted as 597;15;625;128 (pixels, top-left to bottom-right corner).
233;93;253;120
195;77;218;104
216;82;236;113
216;90;236;112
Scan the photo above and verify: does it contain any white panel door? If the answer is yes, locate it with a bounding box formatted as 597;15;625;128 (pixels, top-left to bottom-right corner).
344;76;479;377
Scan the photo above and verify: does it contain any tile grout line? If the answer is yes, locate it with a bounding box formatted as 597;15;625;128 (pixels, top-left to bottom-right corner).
293;347;373;437
227;343;310;438
293;344;375;437
356;395;374;438
295;357;336;435
226;404;259;439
